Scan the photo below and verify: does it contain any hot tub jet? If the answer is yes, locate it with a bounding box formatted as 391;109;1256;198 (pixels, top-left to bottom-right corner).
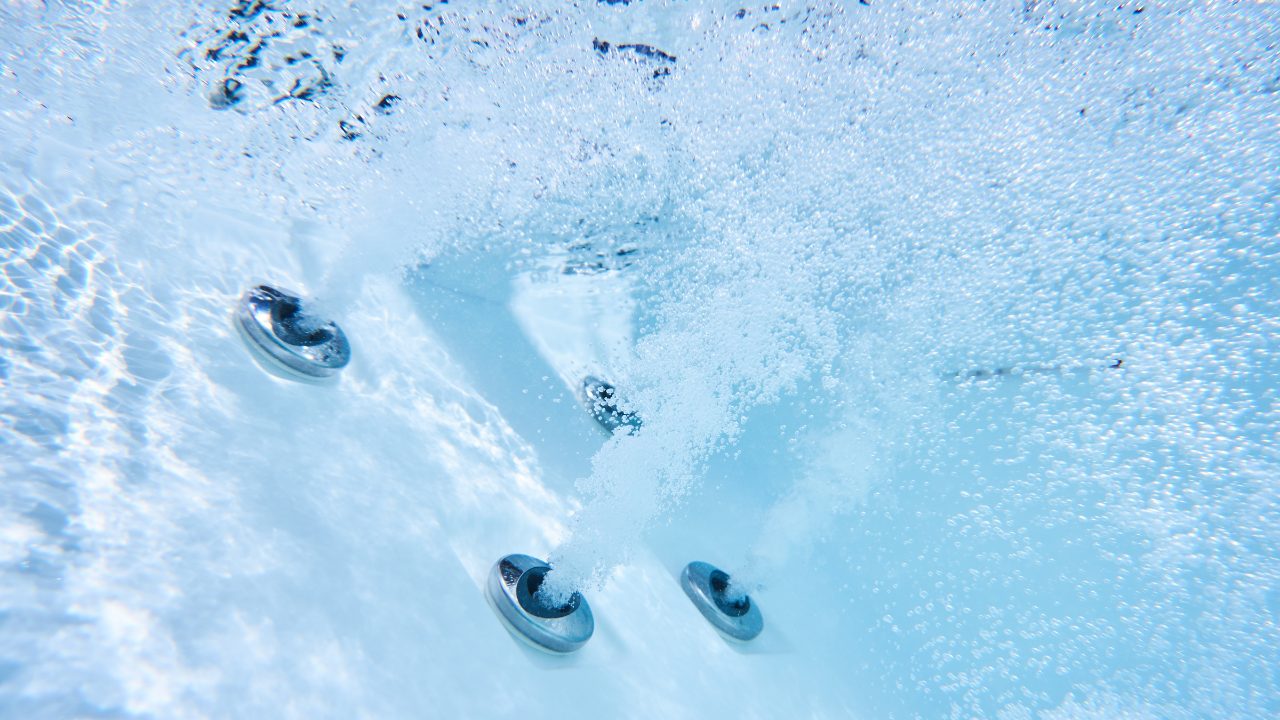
487;554;595;654
582;376;642;434
680;561;763;642
235;284;351;381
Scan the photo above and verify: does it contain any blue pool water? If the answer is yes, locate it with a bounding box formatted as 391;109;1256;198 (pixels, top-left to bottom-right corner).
2;2;1278;718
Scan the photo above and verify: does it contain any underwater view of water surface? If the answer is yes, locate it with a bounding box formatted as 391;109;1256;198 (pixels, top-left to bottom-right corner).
3;1;1279;718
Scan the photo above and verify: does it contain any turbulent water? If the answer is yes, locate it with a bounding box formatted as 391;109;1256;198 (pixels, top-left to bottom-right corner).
2;1;1278;718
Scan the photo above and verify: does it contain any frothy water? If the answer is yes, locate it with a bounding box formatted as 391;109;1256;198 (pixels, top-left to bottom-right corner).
3;1;1278;718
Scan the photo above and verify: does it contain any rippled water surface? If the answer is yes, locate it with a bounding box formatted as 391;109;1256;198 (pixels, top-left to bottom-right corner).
2;1;1278;718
